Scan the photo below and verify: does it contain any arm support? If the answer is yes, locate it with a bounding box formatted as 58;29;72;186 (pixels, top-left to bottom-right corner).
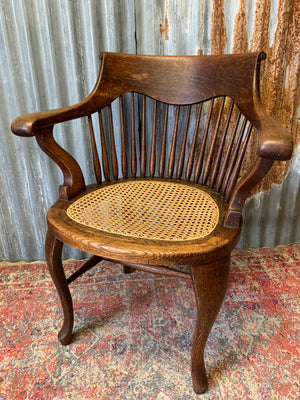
224;157;274;227
35;127;86;200
224;102;294;227
11;100;94;199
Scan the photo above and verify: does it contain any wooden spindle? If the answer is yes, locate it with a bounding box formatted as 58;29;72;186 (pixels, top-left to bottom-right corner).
108;104;118;180
225;123;253;201
185;103;202;181
194;99;214;183
131;93;137;178
210;99;234;188
202;96;226;185
215;110;241;192
119;95;127;178
168;106;180;179
141;95;146;177
221;116;247;196
159;104;169;178
176;105;191;179
149;100;157;177
88;115;102;184
98;110;110;181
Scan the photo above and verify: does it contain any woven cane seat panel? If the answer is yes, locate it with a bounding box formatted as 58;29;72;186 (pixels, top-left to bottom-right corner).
66;181;219;241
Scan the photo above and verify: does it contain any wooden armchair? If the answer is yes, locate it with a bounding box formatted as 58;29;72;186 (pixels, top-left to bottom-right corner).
12;52;293;394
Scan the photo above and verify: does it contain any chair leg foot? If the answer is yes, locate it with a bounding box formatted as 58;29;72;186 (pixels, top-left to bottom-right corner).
45;230;74;345
190;254;231;394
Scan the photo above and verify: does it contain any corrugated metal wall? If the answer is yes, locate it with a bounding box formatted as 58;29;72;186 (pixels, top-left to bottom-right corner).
0;0;299;261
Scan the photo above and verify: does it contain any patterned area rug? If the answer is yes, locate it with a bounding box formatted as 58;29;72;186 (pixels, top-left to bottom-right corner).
0;245;299;399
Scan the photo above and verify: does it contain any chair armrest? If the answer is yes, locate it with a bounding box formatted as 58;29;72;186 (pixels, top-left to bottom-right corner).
225;109;293;228
256;108;293;161
11;101;90;137
11;101;90;200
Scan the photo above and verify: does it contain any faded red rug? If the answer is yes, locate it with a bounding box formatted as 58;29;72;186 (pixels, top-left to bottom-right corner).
0;245;299;399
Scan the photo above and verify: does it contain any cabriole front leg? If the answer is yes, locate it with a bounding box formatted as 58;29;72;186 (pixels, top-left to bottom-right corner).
190;254;231;394
45;230;74;345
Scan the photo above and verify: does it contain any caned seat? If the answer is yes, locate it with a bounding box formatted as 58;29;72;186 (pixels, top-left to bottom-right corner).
11;52;293;394
67;180;220;241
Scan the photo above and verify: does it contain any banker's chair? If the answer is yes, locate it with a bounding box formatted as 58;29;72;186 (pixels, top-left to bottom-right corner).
12;52;293;394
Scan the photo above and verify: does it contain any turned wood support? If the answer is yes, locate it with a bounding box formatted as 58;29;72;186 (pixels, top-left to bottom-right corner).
225;157;274;227
190;254;231;394
35;127;86;200
45;230;74;345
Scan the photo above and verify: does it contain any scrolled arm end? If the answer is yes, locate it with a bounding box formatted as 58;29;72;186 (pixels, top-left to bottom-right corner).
256;111;293;161
11;113;38;137
11;100;91;138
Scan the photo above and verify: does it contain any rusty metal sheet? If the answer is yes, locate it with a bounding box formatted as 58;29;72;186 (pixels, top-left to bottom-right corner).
0;0;299;261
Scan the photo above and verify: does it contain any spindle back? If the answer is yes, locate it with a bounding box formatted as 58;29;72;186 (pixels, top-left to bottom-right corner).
87;94;255;202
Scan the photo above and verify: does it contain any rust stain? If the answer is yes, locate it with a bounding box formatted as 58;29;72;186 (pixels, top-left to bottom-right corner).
160;4;170;41
199;2;206;54
232;0;248;53
228;0;300;192
244;0;273;192
158;0;299;193
232;0;265;185
278;0;300;192
280;0;300;140
250;0;272;52
257;0;299;189
260;0;291;119
211;0;227;55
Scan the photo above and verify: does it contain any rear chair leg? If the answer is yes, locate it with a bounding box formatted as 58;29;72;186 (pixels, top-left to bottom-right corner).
190;254;231;394
123;265;135;274
45;230;74;345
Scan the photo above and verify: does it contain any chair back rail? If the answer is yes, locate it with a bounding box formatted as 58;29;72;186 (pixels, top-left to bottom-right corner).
90;52;264;124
